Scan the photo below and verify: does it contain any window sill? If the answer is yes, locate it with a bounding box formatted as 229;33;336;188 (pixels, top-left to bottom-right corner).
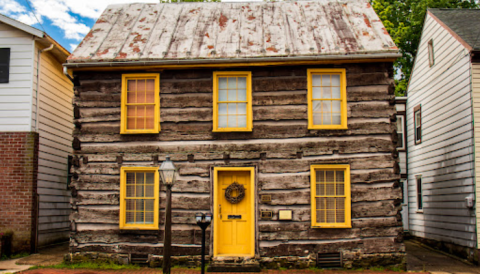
213;129;252;132
311;225;351;229
416;209;423;214
308;126;348;130
120;131;160;135
119;226;159;231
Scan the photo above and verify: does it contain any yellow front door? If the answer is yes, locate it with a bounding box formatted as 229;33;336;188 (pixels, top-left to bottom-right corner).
214;167;255;257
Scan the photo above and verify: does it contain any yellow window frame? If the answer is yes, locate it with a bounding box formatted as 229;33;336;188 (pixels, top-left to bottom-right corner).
119;166;159;230
307;69;347;130
120;73;160;134
310;164;351;228
213;71;253;132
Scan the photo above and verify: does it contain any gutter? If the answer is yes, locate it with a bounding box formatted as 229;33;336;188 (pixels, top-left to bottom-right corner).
64;53;402;69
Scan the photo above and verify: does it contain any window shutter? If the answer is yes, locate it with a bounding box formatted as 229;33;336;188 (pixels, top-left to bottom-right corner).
0;48;10;84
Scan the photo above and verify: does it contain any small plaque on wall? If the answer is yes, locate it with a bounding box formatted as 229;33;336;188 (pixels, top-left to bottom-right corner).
260;210;273;220
278;210;293;221
260;195;271;204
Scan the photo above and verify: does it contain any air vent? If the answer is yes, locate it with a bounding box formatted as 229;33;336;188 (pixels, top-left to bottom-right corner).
130;254;149;265
317;252;342;268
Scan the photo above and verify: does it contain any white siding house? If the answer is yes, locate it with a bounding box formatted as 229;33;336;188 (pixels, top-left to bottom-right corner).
406;9;479;261
0;14;73;249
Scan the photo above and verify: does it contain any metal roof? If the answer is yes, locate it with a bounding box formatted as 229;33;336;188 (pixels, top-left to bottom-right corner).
66;0;398;65
429;8;480;52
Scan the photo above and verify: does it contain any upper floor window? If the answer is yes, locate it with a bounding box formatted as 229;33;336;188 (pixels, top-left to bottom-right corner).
396;115;405;149
120;74;160;134
213;72;252;132
311;165;351;228
428;39;434;67
307;69;347;130
0;48;10;83
414;105;422;145
120;167;159;230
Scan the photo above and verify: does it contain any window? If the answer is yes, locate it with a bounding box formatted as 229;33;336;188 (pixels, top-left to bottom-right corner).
414;105;421;144
416;176;423;211
307;69;347;130
396;115;405;149
428;40;434;67
213;71;252;132
0;48;10;83
311;165;351;228
120;167;159;230
121;74;160;134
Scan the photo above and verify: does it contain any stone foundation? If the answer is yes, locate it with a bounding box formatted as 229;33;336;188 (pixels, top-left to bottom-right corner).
65;251;405;270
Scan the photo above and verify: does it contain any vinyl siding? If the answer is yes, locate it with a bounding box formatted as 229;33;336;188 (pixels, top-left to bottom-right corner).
0;22;34;131
471;62;480;248
406;14;476;248
35;43;73;247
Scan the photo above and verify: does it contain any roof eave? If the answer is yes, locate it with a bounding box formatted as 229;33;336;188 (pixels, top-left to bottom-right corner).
0;13;44;38
64;52;401;69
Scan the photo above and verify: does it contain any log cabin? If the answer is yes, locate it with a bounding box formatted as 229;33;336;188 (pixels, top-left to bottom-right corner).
64;0;404;269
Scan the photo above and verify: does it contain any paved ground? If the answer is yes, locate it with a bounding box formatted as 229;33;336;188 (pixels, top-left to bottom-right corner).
406;240;480;273
0;239;478;273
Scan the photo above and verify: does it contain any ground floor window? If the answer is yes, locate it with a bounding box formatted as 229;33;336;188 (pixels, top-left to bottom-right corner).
120;167;159;230
311;165;351;228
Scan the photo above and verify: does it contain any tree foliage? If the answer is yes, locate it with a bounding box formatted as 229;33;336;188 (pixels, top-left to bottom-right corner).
371;0;478;96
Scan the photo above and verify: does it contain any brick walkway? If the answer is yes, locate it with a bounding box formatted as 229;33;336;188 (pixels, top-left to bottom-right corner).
20;269;421;274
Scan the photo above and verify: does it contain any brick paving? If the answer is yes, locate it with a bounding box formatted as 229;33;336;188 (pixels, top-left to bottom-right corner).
20;269;421;274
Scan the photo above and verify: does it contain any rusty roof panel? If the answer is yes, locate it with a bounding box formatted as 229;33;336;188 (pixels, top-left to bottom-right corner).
67;0;398;64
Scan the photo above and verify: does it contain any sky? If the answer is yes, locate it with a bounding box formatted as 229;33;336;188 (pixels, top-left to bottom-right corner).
0;0;260;53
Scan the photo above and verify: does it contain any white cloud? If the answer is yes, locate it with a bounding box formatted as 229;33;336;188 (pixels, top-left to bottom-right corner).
0;0;26;14
69;43;78;52
13;12;40;25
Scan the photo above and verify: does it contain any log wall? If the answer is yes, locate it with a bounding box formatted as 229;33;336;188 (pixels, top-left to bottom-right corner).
69;63;404;268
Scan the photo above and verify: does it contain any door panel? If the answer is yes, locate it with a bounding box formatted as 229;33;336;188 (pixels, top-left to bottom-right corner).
215;169;254;256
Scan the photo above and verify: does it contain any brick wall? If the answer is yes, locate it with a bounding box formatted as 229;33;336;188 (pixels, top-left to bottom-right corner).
0;132;39;253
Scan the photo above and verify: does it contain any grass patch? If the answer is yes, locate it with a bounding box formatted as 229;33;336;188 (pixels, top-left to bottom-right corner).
29;261;142;270
1;252;30;261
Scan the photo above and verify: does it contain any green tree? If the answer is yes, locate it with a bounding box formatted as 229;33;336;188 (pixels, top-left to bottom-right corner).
371;0;478;96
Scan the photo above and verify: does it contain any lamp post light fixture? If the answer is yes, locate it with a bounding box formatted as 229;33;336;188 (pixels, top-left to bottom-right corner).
159;156;177;274
195;212;212;274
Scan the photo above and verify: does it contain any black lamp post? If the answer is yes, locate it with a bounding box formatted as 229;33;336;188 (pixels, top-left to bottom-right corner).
195;212;212;274
159;155;177;274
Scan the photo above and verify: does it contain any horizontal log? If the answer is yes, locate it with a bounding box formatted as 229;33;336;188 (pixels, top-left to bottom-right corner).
72;207;119;224
162;194;210;211
73;175;119;191
76;102;394;123
351;217;400;228
260;169;400;190
73;227;209;245
352;200;400;218
75;119;394;142
259;226;401;241
71;244;201;256
351;185;402;203
259;237;402;257
78;136;394;157
76;192;120;205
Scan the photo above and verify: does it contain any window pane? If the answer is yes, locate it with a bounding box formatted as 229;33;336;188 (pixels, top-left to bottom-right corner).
127;80;136;92
316;171;325;183
322;101;331;113
313;113;322;125
145;105;155;129
137;79;146;92
136;185;145;198
322;113;332;125
228;116;237;128
322;75;331;86
331;75;340;86
238;77;247;89
326;197;335;209
332;101;341;112
336;183;344;196
126;199;135;211
228;103;237;114
218;103;227;115
332;113;341;125
127;173;135;184
145;199;154;211
312;101;321;112
136;211;144;223
146;173;154;184
238;89;247;101
227;89;237;101
312;87;321;99
325;171;335;182
126;185;135;197
397;133;404;148
326;210;335;223
312;75;321;86
219;89;227;101
219;115;227;128
316;197;325;209
127;91;136;103
326;183;335;196
336;171;344;182
397;117;403;133
219;77;227;89
126;106;136;129
146;92;155;104
126;210;135;224
238;103;247;115
227;77;237;89
238;115;247;128
321;87;331;99
316;183;325;196
332;87;341;99
146;79;155;92
317;210;325;223
145;212;154;224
